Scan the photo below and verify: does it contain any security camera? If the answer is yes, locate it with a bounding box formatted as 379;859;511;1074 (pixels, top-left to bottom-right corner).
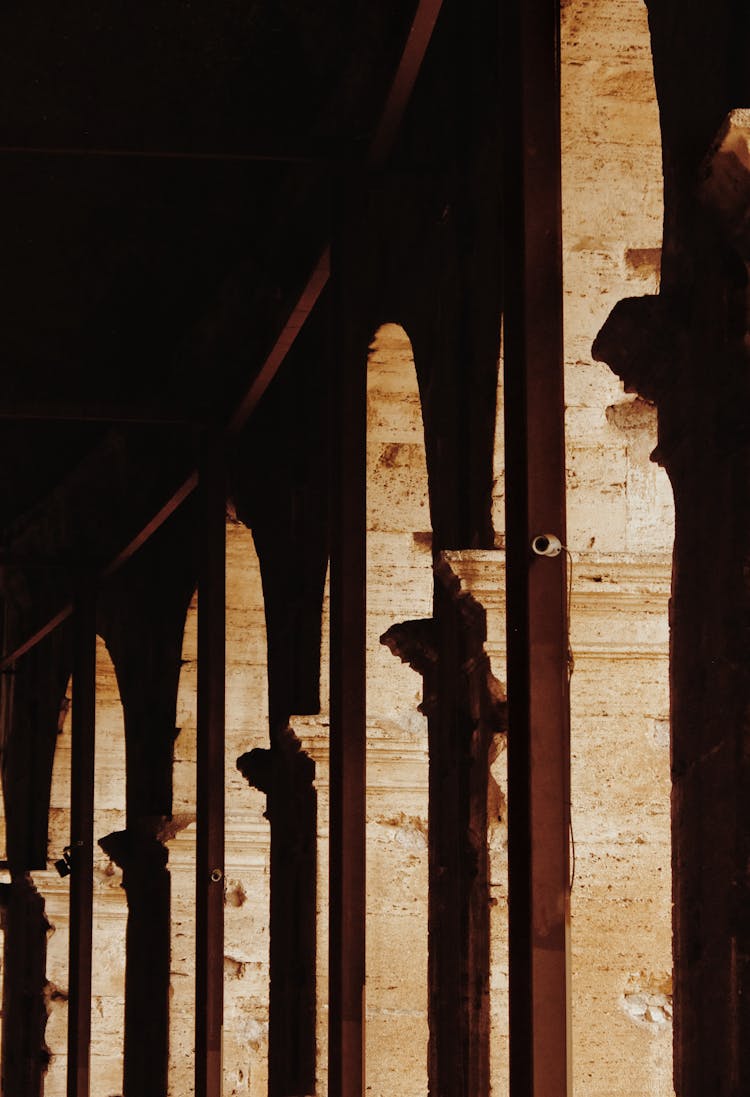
531;533;563;557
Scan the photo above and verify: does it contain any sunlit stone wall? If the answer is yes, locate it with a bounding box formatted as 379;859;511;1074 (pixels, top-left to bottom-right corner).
168;527;271;1097
296;323;433;1097
561;1;674;1093
37;640;127;1097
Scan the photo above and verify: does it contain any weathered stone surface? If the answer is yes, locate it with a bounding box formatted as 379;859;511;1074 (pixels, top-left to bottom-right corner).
558;6;674;1086
445;547;671;1097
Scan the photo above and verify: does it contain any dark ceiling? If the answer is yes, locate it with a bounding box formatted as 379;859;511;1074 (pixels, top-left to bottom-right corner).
0;1;415;526
0;0;507;671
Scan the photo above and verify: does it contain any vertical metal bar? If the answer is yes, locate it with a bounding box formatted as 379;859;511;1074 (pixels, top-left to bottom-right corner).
328;195;367;1097
67;587;96;1097
502;1;571;1096
195;445;226;1097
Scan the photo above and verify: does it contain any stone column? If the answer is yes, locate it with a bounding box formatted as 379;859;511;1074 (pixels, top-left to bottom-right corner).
381;557;505;1097
230;268;329;1097
98;506;196;1097
2;626;71;874
593;104;750;1095
98;829;170;1097
0;625;70;1097
0;874;51;1097
238;726;318;1097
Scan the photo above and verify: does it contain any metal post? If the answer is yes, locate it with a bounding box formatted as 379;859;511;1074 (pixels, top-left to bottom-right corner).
328;200;367;1097
502;1;571;1096
195;445;226;1097
67;587;96;1097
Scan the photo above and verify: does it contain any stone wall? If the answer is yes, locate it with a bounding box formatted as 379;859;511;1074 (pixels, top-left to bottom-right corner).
560;1;674;1094
36;640;128;1097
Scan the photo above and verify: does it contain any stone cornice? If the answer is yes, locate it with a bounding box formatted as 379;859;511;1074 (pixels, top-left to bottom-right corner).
441;550;671;667
441;550;670;603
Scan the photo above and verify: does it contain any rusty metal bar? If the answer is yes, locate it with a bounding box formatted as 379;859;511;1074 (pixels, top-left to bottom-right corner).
328;195;367;1097
502;0;571;1096
66;585;97;1097
0;606;73;669
226;250;331;437
0;475;199;669
325;9;444;1094
368;0;444;168
194;445;226;1097
102;473;199;580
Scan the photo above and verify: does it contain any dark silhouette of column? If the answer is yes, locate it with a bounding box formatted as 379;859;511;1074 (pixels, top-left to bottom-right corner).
593;6;750;1078
0;622;71;1097
98;504;196;1097
0;874;51;1097
98;829;171;1097
382;566;505;1097
238;726;318;1097
67;585;97;1097
231;307;328;1097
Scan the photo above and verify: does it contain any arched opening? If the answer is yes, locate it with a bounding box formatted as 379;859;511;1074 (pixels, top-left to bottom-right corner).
168;585;197;1097
169;521;271;1097
293;321;433;1095
37;638;128;1097
224;521;271;1097
365;322;432;1097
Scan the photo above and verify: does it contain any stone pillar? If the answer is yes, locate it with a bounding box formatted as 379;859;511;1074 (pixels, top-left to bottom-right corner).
592;100;750;1094
97;506;196;1097
98;829;170;1097
0;626;69;1097
230;270;329;1097
1;626;71;874
381;557;505;1097
661;449;750;1097
96;712;182;1097
238;726;318;1097
0;874;51;1097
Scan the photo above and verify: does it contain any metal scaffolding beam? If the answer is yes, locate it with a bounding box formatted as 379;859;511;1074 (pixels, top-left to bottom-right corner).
328;212;367;1097
502;0;572;1095
66;587;97;1097
194;448;227;1097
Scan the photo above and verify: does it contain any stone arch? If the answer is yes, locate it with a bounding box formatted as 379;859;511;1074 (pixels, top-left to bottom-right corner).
371;321;505;1097
169;521;272;1097
41;636;128;1097
366;321;432;1097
